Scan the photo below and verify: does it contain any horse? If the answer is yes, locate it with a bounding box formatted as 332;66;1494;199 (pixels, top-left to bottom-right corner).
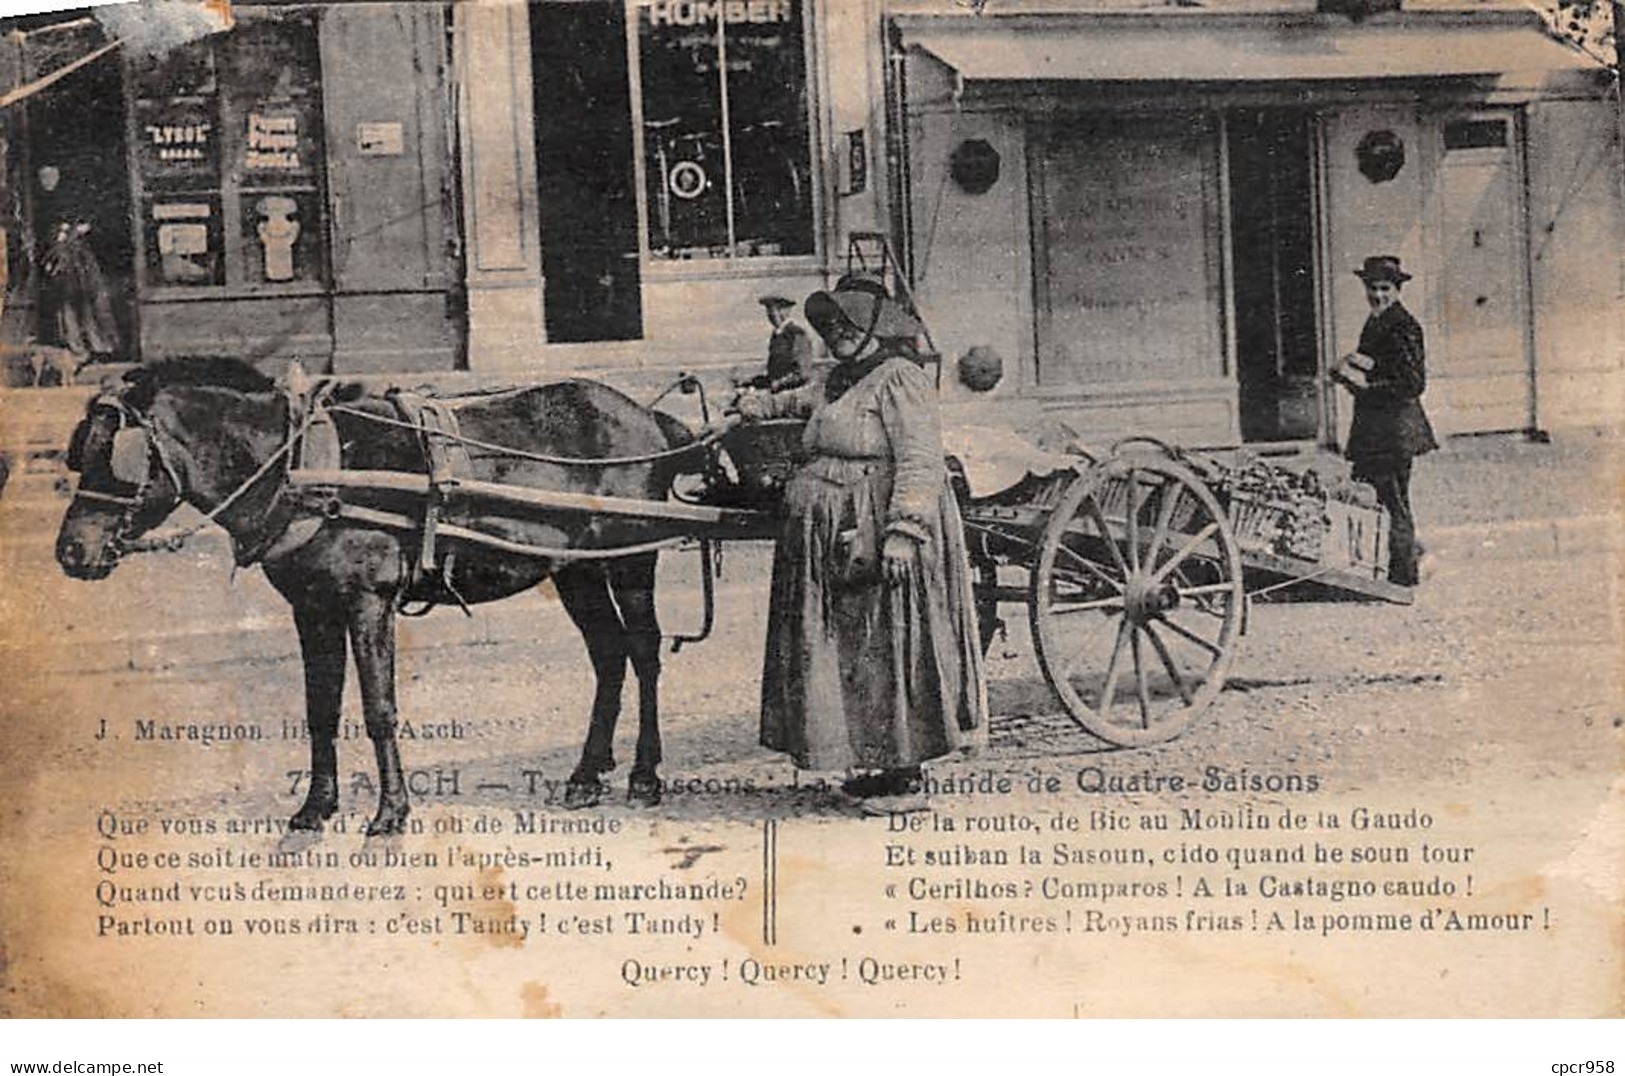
55;358;701;835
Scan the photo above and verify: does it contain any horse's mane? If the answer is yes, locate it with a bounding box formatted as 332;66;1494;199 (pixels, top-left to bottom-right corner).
123;357;278;410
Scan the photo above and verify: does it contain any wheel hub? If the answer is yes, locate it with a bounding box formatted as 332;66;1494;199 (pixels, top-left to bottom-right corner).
1123;574;1180;621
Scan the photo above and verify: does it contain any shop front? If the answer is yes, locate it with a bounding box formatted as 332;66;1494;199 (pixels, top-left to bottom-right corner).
125;2;460;374
456;0;882;378
891;7;1621;445
2;3;460;375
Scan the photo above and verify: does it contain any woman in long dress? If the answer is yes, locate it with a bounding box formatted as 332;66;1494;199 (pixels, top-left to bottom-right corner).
736;275;986;807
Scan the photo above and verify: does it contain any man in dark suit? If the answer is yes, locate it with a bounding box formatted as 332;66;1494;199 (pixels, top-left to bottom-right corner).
760;294;813;389
1332;255;1438;587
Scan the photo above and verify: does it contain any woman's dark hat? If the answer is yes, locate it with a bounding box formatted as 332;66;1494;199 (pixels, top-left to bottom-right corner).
1355;255;1412;284
804;273;923;340
758;294;796;311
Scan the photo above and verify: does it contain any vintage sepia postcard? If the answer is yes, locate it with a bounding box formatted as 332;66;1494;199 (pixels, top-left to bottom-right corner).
0;0;1620;1031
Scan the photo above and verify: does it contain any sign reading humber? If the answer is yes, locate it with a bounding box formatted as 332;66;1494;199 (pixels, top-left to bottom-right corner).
643;0;794;26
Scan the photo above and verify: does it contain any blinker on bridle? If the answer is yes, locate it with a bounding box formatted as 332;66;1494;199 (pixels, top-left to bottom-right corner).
68;395;183;512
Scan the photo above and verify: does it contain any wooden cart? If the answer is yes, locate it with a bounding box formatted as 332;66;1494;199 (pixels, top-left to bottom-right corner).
288;406;1407;753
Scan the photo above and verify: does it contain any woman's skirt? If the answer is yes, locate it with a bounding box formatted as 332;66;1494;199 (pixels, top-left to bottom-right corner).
760;457;987;771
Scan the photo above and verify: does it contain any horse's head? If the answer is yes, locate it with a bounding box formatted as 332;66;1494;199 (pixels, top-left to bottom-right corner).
56;378;186;579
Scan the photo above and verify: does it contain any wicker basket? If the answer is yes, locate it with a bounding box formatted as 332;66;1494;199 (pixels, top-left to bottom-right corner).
1226;490;1290;556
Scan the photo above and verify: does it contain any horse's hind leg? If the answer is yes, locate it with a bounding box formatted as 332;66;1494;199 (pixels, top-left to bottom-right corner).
288;599;346;831
348;591;410;836
611;554;664;807
555;566;629;808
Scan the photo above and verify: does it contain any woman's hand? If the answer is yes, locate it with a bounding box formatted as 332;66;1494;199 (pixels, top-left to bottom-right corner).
732;391;769;421
881;532;915;585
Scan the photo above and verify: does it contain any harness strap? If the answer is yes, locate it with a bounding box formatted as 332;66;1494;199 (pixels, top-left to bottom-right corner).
386;389;473;597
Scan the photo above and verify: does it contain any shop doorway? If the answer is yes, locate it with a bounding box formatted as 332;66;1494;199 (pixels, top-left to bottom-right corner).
22;25;134;360
1434;112;1532;434
530;0;642;343
1227;109;1319;443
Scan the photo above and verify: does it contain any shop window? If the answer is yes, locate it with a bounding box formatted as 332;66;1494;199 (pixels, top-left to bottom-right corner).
130;12;325;291
636;0;814;261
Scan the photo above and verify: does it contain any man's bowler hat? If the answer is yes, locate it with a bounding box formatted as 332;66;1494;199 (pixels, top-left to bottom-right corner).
1355;255;1412;285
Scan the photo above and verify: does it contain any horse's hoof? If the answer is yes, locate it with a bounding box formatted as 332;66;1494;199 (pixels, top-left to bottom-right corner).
289;798;338;832
365;801;410;836
627;777;662;808
563;780;605;810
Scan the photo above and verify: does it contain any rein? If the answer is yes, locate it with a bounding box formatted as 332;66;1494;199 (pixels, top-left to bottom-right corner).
325;403;725;468
81;373;722;567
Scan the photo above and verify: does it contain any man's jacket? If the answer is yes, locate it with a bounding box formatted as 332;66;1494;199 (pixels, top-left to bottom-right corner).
1344;301;1439;464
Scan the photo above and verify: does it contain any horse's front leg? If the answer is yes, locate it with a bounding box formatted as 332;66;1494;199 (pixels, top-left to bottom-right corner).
288;599;348;831
612;556;663;807
349;591;409;836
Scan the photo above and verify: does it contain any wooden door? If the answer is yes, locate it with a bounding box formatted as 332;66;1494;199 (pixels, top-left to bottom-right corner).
1434;113;1531;434
320;3;460;372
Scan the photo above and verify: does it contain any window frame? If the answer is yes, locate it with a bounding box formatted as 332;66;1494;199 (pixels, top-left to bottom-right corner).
625;0;824;278
126;9;330;301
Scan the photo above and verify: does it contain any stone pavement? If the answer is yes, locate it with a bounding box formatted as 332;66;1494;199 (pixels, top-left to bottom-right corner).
0;377;1617;676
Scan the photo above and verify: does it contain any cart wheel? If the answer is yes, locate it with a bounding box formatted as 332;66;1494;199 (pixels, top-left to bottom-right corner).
1029;457;1244;747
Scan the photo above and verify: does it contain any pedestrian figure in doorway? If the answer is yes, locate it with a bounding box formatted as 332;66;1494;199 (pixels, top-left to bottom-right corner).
1332;255;1438;586
732;274;986;812
749;293;813;391
36;166;121;364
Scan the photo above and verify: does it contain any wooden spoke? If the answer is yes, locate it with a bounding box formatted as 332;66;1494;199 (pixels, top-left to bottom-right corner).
1054;541;1125;594
1131;626;1151;729
1144;621;1194;705
1172;566;1223;616
1174;582;1239;600
1153;611;1223;657
1148;480;1180;568
1048;595;1126;616
1083;498;1130;579
1095;617;1131;717
1124;468;1141;572
1152;521;1220;584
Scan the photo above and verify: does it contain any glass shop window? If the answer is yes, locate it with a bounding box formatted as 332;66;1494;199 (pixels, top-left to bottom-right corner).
132;44;224;285
636;0;814;261
130;13;325;290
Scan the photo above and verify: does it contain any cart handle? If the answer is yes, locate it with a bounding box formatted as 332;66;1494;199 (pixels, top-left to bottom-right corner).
1110;435;1183;461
